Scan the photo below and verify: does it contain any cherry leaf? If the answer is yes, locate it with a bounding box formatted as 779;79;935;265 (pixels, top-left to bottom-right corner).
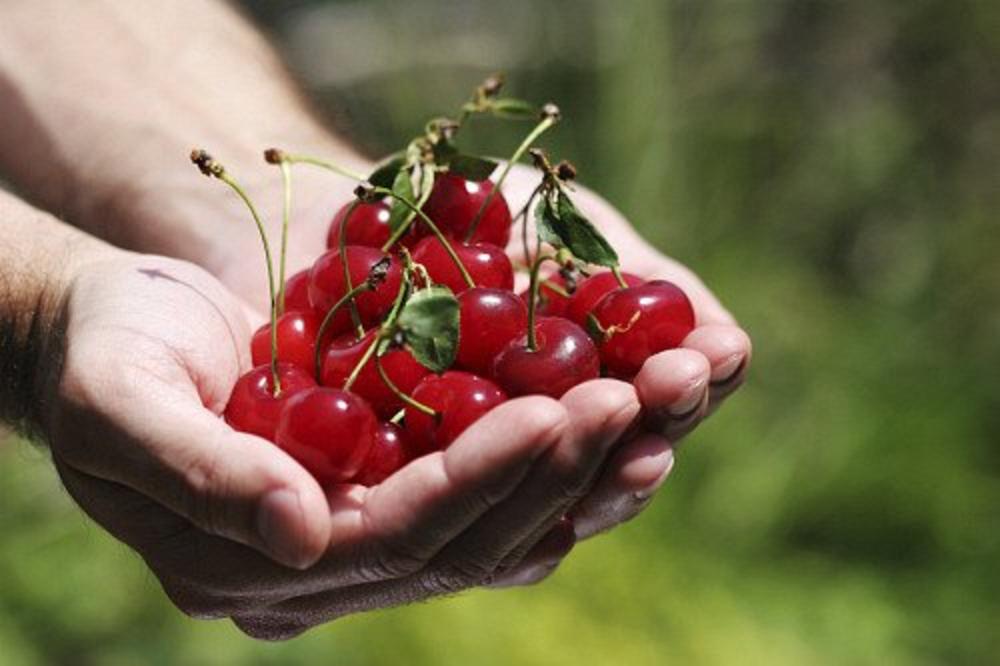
388;168;417;233
398;286;460;373
536;190;619;268
447;154;499;182
368;155;406;189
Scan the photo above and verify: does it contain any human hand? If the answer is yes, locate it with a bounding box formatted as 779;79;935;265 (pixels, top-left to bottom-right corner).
42;249;654;639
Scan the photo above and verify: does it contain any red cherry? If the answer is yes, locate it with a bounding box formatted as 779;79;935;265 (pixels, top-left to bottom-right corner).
275;387;378;485
251;310;328;373
283;269;314;314
493;317;600;399
410;236;513;294
519;273;571;318
591;280;696;379
418;172;512;247
457;288;528;376
404;371;507;455
351;422;411;486
565;271;644;328
321;330;428;419
224;364;316;442
327;200;392;249
308;246;402;334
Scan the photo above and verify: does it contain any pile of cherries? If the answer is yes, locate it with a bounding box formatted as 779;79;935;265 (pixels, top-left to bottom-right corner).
195;78;696;489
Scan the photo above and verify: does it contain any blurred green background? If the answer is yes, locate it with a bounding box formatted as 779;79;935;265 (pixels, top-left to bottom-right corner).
2;0;998;663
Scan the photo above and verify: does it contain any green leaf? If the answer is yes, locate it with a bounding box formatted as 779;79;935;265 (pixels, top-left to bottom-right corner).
388;168;416;232
490;98;538;119
432;139;458;164
368;155;406;189
536;190;619;267
447;154;499;181
397;286;460;373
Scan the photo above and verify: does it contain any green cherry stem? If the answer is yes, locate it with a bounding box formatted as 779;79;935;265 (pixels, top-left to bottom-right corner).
276;159;293;316
191;149;282;396
611;265;629;289
527;253;562;352
376;355;437;418
338;200;367;338
313;282;376;381
464;111;558;243
343;273;412;392
280;153;367;182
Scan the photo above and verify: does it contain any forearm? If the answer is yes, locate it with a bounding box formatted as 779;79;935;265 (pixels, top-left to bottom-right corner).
0;190;108;435
0;0;361;275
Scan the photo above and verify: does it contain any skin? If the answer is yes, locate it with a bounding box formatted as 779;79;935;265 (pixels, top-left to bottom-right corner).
0;0;751;640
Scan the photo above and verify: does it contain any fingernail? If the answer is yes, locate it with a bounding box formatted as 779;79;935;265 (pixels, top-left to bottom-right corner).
711;354;745;383
634;448;675;500
669;379;708;417
257;489;312;569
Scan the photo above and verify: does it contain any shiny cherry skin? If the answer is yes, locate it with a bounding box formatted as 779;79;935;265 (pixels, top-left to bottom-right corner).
308;246;402;334
283;269;314;314
565;271;644;328
224;363;316;442
417;172;512;247
520;273;571;318
404;371;508;455
493;317;600;399
275;387;378;485
321;330;428;419
591;280;696;379
251;310;328;373
351;422;411;486
410;236;513;295
327;199;392;249
457;288;528;377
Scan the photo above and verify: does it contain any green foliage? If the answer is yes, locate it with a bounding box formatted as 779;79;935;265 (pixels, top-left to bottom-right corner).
397;286;460;373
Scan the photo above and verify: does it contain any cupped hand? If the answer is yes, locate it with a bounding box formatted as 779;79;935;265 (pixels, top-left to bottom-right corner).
42;249;654;639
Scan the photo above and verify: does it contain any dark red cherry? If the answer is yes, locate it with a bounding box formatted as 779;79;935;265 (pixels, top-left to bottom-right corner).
493;317;600;399
321;330;428;419
457;288;528;376
251;310;328;372
565;271;644;328
327;200;392;249
308;246;402;334
283;269;314;314
351;422;411;486
591;280;696;379
410;236;513;295
418;172;512;247
404;371;507;455
519;273;571;318
224;364;316;442
275;387;378;485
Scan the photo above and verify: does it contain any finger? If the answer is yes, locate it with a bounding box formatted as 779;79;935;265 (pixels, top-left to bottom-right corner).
484;517;576;589
569;434;675;540
682;323;752;383
52;384;331;570
632;348;711;441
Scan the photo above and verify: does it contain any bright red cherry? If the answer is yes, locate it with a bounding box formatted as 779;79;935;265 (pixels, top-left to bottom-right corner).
410;236;513;295
224;364;316;442
418;172;512;247
275;387;378;485
321;331;428;419
327;200;392;249
565;271;643;328
457;288;528;376
251;310;328;373
520;273;572;318
493;317;600;399
404;371;507;455
351;422;411;486
591;280;696;379
308;246;402;334
283;269;314;314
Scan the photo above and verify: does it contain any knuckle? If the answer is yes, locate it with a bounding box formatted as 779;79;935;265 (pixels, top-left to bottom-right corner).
420;560;491;597
354;538;427;584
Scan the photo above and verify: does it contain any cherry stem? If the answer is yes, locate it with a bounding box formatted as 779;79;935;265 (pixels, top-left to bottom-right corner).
541;277;571;298
343;273;412;391
281;153;367;182
518;184;543;268
527;254;561;352
313;282;375;381
464;115;557;243
376;354;437;418
375;187;476;289
611;265;629;289
338;201;367;338
276;160;293;316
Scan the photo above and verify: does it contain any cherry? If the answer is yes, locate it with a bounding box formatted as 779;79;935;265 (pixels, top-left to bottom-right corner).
321;330;428;419
350;422;411;486
519;273;571;318
410;236;513;294
275;387;378;485
308;246;402;334
493;317;600;399
283;269;314;314
591;280;696;379
404;371;507;455
565;271;644;328
251;310;328;373
224;363;316;442
418;172;512;247
457;288;528;377
327;200;392;249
